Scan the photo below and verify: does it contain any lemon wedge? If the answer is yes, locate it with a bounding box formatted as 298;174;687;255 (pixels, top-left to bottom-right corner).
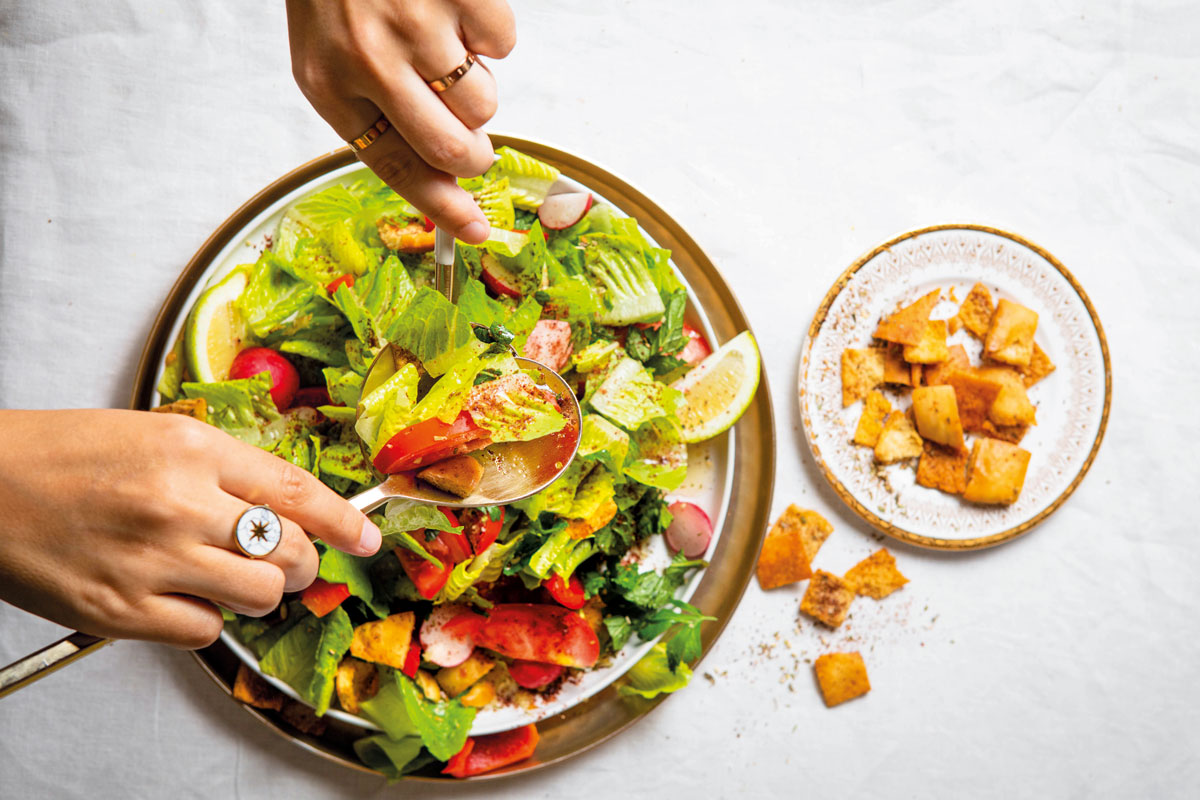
671;331;761;443
183;267;252;383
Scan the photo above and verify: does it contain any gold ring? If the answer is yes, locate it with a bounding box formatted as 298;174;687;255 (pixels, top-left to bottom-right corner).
234;504;283;559
349;115;390;152
427;53;477;92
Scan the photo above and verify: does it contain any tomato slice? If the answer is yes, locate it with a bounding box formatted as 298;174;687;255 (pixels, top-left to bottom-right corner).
394;508;469;600
299;578;350;618
325;273;355;294
401;640;421;678
507;660;564;690
372;411;488;474
460;507;504;555
543;573;586;610
442;724;539;778
679;322;712;365
473;604;599;668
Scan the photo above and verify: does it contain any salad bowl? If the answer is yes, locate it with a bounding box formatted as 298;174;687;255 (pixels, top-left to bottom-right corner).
130;135;775;779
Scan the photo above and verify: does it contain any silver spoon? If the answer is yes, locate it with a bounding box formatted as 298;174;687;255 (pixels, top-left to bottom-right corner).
347;226;582;512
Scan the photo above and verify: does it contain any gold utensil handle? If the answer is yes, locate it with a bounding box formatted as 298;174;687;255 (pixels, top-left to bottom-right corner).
0;632;112;699
434;226;456;303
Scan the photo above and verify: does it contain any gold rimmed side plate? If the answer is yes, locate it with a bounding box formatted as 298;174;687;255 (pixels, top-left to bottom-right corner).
798;224;1111;551
129;135;775;780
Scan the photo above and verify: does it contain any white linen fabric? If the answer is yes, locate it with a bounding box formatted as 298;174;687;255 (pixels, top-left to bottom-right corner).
1;1;1197;797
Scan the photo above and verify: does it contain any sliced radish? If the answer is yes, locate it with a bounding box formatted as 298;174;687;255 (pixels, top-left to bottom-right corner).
420;603;476;668
664;501;713;558
537;192;593;230
480;252;522;298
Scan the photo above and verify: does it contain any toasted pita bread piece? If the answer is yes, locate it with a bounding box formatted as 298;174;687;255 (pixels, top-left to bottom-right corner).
350;611;415;671
853;391;893;448
814;652;871;707
233;663;284;711
980;419;1029;445
335;657;381;715
844;549;909;599
902;319;950;364
944;371;1003;432
976;366;1037;427
984;298;1039;367
873;289;941;346
1017;342;1056;387
800;570;856;628
962;438;1031;505
923;344;971;387
881;346;913;386
874;411;923;463
954;283;995;339
916;441;969;494
841;348;886;407
756;507;816;590
911;385;965;452
152;397;207;422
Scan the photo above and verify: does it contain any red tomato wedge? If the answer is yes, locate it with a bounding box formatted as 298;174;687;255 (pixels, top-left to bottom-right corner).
472;604;599;668
442;724;540;778
679;322;713;365
507;660;564;690
299;578;350;618
395;509;469;600
543;573;586;610
325;273;355;294
460;507;504;555
401;640;421;678
372;411;490;474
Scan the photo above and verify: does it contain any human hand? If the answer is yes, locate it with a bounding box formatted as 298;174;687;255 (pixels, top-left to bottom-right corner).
0;409;382;649
285;0;517;244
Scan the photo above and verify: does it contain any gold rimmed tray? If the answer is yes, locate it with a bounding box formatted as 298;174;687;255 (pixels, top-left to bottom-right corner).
129;135;775;780
799;224;1111;551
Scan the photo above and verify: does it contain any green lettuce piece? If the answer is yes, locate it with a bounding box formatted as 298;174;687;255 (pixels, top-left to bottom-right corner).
328;219;369;276
465;370;567;443
318;441;373;487
590;357;682;431
276;177;419;260
456;279;543;351
377;500;464;568
271;423;322;477
611;217;682;295
317;405;357;423
156;334;185;401
581;233;665;325
182;372;281;447
572;340;620;373
624;419;688;490
527;526;575;580
317;547;389;618
578;414;630;475
236;251;318;339
553;539;596;582
568;466;616;520
384;287;486;376
397;672;476;761
434;534;526;603
534;275;603;322
358;670;419;740
355;255;417;339
514;458;594;518
355;362;419;452
462;174;516;229
322;366;364;408
618;642;692;699
353;735;424;781
259;606;353;715
484;146;561;209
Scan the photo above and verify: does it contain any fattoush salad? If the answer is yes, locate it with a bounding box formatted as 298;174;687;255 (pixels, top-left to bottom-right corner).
155;147;760;778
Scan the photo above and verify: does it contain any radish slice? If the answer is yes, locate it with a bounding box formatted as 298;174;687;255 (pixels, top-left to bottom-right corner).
664;502;713;558
537;192;593;230
420;603;476;667
480;252;522;298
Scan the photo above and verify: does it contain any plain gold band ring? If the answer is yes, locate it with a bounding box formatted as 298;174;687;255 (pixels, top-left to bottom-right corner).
349;115;390;152
427;52;477;92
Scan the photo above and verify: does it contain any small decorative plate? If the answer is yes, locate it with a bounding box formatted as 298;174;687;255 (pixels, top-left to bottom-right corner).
799;224;1111;550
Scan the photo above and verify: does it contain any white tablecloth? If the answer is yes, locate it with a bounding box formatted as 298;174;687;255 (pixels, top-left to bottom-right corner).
2;2;1197;797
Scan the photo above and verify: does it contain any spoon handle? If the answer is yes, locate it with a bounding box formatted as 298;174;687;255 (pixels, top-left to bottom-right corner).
434;227;455;303
0;631;112;700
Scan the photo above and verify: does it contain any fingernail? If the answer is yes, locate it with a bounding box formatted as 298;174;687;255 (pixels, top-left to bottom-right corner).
358;518;382;556
459;220;490;243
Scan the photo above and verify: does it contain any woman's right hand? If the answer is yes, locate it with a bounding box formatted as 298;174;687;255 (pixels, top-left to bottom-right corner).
0;409;382;649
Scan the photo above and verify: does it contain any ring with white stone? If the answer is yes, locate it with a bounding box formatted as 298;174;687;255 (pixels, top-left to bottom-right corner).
233;505;283;559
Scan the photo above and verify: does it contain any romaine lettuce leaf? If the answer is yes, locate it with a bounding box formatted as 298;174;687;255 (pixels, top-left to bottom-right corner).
318;441;373;486
464;370;567;443
397;672;475;760
259;605;353;715
358;669;419;740
384;287;486;376
624;419;688;490
181;372;281;447
322;366;364;408
580;233;665;325
352;734;424;781
589;357;682;431
156;334;185;402
578;414;631;476
618;642;692;699
484;146;561;209
568;465;616;520
355;362;419;452
236;251;318;339
513;458;594;518
434;534;526;603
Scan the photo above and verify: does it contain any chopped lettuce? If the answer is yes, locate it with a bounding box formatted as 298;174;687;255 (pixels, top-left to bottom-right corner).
461;174;516;229
618;642;692;699
590;357;682;431
578;414;631;475
397;672;475;760
318;441;373;486
434;534;526;603
624;419;688;490
353;734;425;781
384;287;486;376
259;606;353;715
156;334;185;401
514;458;594;518
181;372;281;447
484;146;561;209
568;465;616;520
322;366;363;408
580;233;665;325
358;669;419;740
355;362;419;452
465;370;567;443
236;252;318;339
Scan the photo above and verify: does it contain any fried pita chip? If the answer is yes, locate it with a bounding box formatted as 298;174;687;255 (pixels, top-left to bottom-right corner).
233;663;284;711
873;289;940;346
280;700;328;736
923;344;971;386
874;411;923;463
813;652;871;707
1018;342;1056;387
911;362;923;386
756;507;815;590
963;438;1031;505
945;370;1003;432
335;658;381;715
954;283;995;339
911;385;965;452
151;397;207;422
976;366;1037;427
841;348;886;407
881;346;913;386
984;298;1039;367
853;391;892;447
800;570;855;628
980;419;1029;445
916;441;968;494
844;549;909;599
902;319;950;364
